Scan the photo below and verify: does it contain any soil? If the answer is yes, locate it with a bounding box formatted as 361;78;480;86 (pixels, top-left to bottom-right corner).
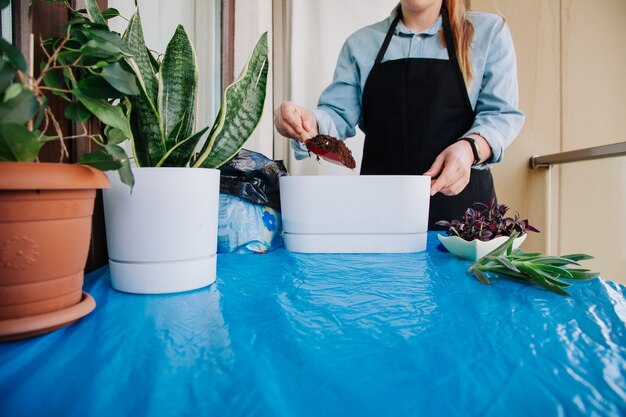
305;135;357;169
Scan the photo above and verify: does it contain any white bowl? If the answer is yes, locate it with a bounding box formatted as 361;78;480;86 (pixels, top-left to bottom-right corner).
279;175;430;253
437;233;527;261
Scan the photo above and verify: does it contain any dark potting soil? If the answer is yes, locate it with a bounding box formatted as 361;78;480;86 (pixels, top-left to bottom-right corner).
305;135;357;169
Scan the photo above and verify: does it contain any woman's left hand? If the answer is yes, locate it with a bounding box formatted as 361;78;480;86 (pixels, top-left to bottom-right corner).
423;141;475;196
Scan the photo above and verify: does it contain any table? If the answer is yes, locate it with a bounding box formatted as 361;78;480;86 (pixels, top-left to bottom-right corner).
1;233;625;417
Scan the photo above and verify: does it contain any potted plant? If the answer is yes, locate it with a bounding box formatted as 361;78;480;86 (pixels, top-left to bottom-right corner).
0;0;137;341
101;6;269;294
436;198;540;261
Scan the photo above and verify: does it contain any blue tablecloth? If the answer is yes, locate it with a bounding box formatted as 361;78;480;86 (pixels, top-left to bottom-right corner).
1;233;625;417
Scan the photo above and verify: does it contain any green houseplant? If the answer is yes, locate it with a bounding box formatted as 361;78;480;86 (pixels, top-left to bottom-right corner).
0;0;142;341
436;198;540;261
101;4;269;294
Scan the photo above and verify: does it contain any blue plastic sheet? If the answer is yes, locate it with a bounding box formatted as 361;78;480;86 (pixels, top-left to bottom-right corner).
1;233;625;417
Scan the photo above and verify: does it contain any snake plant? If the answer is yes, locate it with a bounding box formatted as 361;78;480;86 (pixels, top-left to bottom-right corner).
120;8;269;171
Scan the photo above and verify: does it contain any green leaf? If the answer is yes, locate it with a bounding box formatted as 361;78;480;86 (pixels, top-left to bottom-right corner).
533;263;573;279
123;12;163;167
517;264;571;296
3;83;22;102
85;0;107;25
0;59;16;93
104;143;135;188
0;0;11;11
79;149;122;170
77;76;125;99
0;89;38;124
80;39;124;60
87;29;131;55
0;124;44;162
472;268;491;285
158;24;197;146
0;38;26;72
105;127;129;145
102;7;121;20
194;32;269;168
42;67;69;100
567;269;600;281
65;101;91;122
75;92;132;139
157;126;208;167
101;62;139;96
561;254;594;262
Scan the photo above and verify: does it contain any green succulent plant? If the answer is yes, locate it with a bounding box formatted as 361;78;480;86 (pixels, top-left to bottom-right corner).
121;6;269;172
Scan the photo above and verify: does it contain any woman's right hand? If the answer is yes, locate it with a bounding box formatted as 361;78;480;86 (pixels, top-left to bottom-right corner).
274;101;318;143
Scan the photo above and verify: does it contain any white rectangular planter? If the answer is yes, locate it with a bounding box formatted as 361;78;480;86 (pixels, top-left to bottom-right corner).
279;175;430;253
103;168;220;294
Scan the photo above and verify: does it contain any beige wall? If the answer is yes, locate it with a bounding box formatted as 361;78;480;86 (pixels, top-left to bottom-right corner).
471;0;626;284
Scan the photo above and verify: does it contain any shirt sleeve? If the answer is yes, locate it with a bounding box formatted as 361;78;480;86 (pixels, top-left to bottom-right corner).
316;40;363;139
291;40;363;160
463;20;524;165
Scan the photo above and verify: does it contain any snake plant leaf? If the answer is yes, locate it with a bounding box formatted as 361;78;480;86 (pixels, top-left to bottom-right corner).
158;25;197;148
157;126;208;167
85;0;106;26
194;32;269;168
123;12;163;166
0;124;44;162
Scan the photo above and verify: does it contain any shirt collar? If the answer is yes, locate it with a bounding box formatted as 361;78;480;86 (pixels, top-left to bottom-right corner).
387;6;443;37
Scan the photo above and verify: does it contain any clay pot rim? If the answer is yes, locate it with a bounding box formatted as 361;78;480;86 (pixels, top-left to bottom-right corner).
0;162;110;190
0;291;95;342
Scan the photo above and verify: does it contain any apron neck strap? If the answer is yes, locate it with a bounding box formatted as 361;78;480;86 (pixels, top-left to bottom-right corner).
374;6;458;66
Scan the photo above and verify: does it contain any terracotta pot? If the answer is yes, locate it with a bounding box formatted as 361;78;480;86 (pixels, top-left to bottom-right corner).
0;162;109;341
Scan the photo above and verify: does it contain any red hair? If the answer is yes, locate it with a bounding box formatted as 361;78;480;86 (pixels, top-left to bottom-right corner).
441;0;474;83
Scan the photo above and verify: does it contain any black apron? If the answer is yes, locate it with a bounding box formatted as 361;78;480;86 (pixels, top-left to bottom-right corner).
361;6;495;230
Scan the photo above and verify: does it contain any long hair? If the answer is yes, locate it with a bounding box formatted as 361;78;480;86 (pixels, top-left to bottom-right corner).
441;0;474;83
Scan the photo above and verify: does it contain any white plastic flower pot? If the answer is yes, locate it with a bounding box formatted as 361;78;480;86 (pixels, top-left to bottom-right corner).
103;168;220;294
279;175;431;253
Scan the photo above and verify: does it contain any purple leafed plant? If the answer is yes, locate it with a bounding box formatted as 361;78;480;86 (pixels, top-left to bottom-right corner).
436;197;540;242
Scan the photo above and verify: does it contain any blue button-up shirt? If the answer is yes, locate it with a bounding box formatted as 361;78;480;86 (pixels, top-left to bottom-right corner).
293;8;524;167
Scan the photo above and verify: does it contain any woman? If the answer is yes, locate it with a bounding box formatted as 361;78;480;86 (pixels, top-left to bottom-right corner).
274;0;524;229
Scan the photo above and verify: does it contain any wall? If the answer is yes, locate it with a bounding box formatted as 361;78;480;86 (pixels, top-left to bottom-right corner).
471;0;626;284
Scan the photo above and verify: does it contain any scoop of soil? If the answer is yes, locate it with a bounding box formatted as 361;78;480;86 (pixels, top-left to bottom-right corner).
305;135;357;169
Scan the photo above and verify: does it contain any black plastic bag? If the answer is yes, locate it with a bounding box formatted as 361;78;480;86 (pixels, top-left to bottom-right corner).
219;149;288;210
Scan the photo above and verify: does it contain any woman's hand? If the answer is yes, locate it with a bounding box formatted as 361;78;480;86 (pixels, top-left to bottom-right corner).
423;141;475;196
274;101;318;143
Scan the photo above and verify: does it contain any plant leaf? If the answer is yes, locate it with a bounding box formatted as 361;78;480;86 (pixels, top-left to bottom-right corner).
0;89;38;124
0;38;26;72
77;76;125;99
567;269;600;281
104;143;135;188
85;0;107;25
101;62;139;96
194;32;269;168
0;124;44;162
79;149;122;170
75;91;132;139
157;126;208;167
102;7;121;20
472;268;491;285
123;12;163;167
65;101;91;122
79;39;125;60
105;127;129;145
0;59;16;93
158;24;197;147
